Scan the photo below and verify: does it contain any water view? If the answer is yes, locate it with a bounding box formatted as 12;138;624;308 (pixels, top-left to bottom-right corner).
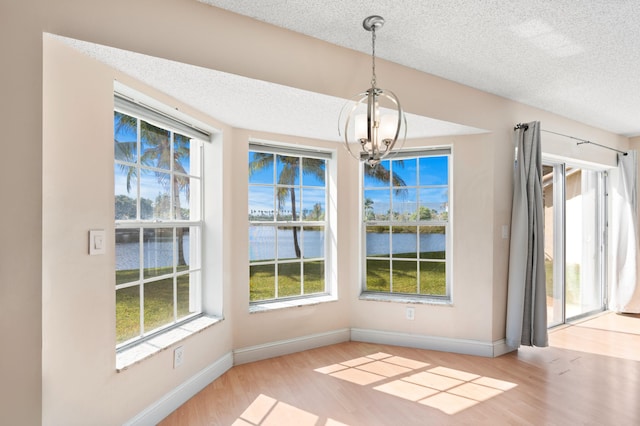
116;235;191;271
116;230;446;270
248;229;445;262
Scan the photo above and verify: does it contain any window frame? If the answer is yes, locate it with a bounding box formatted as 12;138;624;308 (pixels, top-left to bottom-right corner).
114;93;208;351
248;141;334;307
360;147;453;303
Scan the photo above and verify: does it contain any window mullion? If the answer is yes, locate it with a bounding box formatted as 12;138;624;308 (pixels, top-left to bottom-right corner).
136;118;141;221
170;131;175;222
299;261;304;296
300;227;304;295
138;227;144;338
274;222;279;299
173;227;178;322
389;169;394;293
298;157;306;296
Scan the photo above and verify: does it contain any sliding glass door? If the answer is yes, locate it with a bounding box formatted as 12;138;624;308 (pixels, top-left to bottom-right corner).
543;164;564;326
543;161;606;327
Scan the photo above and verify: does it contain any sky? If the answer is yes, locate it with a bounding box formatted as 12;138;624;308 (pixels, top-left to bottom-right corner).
247;152;449;218
114;112;200;221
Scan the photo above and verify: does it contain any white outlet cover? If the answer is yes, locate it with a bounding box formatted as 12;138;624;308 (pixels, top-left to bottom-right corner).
406;307;415;320
174;346;184;368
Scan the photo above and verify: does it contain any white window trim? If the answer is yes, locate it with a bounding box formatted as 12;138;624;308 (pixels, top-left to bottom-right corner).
116;316;221;371
114;84;222;370
359;147;453;303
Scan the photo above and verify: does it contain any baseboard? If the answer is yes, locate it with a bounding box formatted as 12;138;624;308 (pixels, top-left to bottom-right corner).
492;339;515;357
124;329;511;424
351;328;512;358
124;352;233;426
233;328;351;365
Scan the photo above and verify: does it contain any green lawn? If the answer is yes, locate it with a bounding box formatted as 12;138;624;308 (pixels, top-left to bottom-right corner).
250;253;446;302
366;254;446;295
544;259;581;304
250;261;325;301
116;269;193;344
118;254;446;343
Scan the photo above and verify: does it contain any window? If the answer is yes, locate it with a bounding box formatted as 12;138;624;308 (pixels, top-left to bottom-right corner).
362;149;451;299
114;94;208;348
248;143;331;304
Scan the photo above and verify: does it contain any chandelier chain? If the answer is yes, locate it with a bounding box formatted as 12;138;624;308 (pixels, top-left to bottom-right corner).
371;27;377;88
339;15;406;166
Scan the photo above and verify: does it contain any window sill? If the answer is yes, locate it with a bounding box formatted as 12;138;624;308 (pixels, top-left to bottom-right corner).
250;294;337;314
359;292;452;306
116;315;221;372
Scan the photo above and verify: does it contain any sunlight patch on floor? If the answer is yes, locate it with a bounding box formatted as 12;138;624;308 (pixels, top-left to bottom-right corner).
550;312;640;362
233;394;348;426
314;352;517;415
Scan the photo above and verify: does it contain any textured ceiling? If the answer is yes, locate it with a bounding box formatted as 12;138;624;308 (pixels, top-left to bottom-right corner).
58;35;484;142
200;0;640;137
58;35;485;141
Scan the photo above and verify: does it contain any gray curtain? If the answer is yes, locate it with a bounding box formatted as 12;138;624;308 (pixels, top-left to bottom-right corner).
506;121;548;348
612;150;640;313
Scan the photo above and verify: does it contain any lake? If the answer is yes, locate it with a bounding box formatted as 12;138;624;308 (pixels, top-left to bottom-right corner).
248;228;444;261
116;236;191;271
116;230;446;269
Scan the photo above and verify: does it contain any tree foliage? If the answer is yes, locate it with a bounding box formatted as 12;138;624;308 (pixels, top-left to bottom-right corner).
114;112;192;265
248;153;326;258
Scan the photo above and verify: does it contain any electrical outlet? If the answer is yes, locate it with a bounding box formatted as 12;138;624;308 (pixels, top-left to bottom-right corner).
174;346;184;369
406;307;415;320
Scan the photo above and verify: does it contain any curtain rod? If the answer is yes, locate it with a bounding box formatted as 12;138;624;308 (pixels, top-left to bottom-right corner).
513;123;628;156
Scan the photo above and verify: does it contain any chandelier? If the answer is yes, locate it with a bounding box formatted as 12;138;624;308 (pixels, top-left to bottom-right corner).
339;15;407;167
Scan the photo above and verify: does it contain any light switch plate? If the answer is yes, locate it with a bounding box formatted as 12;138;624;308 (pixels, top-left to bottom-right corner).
89;229;106;255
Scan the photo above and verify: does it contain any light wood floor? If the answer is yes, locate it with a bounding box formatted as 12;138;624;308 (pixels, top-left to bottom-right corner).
160;312;640;425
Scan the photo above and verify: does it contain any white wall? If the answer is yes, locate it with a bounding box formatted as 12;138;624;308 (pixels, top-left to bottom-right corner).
1;0;632;424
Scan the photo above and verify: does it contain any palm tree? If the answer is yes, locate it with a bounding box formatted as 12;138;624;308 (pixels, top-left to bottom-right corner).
248;153;407;258
114;113;137;194
114;112;191;266
364;197;375;220
364;161;408;221
249;153;325;258
365;161;407;193
309;202;324;221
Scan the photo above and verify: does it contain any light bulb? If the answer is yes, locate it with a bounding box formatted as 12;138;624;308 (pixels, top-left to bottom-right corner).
355;114;367;141
380;114;396;141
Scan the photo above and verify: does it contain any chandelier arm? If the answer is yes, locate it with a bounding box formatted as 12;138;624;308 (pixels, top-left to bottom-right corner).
339;93;369;161
374;90;407;162
367;88;378;158
381;90;404;152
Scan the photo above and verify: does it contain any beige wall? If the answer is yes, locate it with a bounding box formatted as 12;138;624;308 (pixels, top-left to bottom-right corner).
42;36;235;425
349;134;497;341
1;0;633;424
229;129;352;349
